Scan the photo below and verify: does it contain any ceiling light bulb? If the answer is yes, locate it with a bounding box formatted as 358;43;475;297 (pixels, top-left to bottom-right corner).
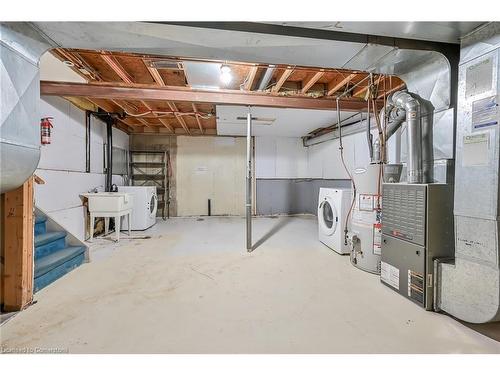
220;64;232;85
221;72;232;85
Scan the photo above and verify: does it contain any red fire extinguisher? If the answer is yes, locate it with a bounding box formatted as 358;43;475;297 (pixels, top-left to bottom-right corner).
40;117;54;145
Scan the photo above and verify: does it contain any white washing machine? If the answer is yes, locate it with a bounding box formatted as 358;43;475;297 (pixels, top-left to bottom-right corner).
118;186;158;230
318;188;352;254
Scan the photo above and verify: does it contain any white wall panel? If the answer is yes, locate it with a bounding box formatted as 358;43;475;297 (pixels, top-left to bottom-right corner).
35;95;128;240
255;132;368;180
306;143;324;179
275;138;308;178
176;136;246;216
255;136;276;178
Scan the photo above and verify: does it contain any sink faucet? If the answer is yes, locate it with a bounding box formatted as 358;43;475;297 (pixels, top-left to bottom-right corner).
89;185;104;193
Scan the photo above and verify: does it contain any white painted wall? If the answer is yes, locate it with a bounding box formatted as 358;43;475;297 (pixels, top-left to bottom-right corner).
35;97;128;239
176;136;246;216
255;132;374;179
35;96;129;241
35;53;129;240
255;115;402;180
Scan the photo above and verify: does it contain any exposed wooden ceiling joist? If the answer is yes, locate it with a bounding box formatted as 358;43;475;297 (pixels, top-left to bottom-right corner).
41;81;375;111
144;60;166;86
101;54;134;84
377;82;406;99
301;71;325;94
326;73;358;96
141;100;175;133
271;68;294;93
244;66;259;91
354;74;385;98
168;102;191;134
192;103;204;134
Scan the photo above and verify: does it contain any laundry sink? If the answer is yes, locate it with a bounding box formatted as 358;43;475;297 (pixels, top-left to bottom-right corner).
82;192;133;213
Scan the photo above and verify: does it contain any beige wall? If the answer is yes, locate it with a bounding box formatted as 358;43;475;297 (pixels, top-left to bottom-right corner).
176;136;246;216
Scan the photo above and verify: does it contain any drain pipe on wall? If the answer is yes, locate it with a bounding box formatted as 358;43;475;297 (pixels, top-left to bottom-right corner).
105;117;114;192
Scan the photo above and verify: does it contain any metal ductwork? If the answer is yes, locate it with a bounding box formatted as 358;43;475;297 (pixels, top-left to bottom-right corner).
257;66;275;91
437;23;500;324
387;91;424;183
0;23;52;193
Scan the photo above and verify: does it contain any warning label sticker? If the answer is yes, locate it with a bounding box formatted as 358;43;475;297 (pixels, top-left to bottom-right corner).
381;261;399;289
373;223;382;255
472;95;498;131
359;194;374;211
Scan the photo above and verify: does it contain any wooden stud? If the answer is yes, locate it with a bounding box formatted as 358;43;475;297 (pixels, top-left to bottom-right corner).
326;73;357;96
301;71;325;94
271;68;294;93
1;177;34;311
244;66;259;91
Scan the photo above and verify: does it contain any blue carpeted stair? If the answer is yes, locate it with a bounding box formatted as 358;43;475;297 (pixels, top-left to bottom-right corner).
34;215;86;292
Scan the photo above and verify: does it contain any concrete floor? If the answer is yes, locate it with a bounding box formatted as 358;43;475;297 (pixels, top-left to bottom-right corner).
1;216;500;353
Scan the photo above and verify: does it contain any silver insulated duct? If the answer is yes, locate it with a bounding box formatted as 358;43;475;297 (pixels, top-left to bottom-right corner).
388;91;424;183
1;23;51;193
437;23;500;324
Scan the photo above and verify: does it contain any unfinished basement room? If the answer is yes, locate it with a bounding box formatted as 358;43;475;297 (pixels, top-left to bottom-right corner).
1;5;500;371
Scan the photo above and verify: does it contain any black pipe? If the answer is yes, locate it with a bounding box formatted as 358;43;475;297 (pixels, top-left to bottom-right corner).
105;118;113;192
208;199;211;216
85;111;91;173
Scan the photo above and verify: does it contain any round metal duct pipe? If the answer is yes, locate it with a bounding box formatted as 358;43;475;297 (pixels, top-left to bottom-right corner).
0;141;40;193
1;23;50;193
388;91;425;184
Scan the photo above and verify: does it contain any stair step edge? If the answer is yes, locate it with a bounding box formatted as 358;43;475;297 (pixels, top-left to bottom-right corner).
35;231;67;247
35;246;86;278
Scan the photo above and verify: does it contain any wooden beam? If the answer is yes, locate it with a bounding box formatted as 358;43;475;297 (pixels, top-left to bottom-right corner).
301;71;325;94
192;103;204;134
1;177;34;311
244;66;259;91
326;73;357;96
271;68;294;93
41;81;372;112
168;102;191;134
101;54;134;84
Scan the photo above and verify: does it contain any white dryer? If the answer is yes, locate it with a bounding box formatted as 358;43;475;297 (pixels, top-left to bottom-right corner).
118;186;158;230
318;188;352;254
